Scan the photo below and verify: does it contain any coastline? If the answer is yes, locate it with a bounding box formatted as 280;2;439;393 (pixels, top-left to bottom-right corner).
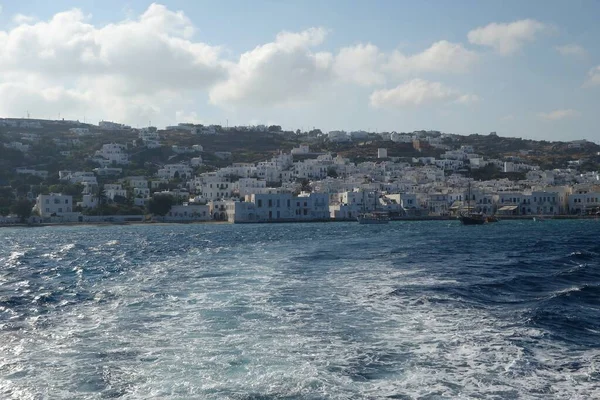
1;214;598;228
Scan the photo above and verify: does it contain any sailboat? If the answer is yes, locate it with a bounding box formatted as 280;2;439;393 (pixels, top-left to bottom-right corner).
459;182;486;225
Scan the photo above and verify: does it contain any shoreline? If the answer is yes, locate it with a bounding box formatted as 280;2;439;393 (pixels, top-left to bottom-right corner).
1;214;598;228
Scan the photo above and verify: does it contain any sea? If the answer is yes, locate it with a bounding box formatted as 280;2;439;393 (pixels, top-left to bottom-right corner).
1;220;599;399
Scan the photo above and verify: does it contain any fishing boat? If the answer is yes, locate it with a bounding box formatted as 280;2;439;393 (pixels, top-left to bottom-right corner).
357;212;390;224
460;182;487;225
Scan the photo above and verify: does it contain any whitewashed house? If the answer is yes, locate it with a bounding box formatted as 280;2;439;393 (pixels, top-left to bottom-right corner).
164;204;210;222
35;194;77;219
94;143;129;165
157;164;193;179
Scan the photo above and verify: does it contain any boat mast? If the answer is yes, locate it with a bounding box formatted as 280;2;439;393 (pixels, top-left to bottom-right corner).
467;181;471;215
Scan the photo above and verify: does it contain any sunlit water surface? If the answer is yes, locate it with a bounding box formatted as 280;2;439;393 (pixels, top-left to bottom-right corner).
1;221;600;399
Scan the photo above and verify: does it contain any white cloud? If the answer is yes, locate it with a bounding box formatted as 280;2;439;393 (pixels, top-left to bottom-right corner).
12;14;37;24
209;27;333;108
385;40;479;74
370;79;475;108
537;109;581;121
333;43;385;86
555;44;587;58
501;114;515;121
455;94;481;105
467;19;547;55
584;65;600;87
0;4;226;125
329;40;477;88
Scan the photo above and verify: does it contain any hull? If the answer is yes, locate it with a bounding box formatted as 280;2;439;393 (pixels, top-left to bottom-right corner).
460;215;487;225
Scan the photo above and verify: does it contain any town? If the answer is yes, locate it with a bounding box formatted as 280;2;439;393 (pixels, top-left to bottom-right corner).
0;117;599;225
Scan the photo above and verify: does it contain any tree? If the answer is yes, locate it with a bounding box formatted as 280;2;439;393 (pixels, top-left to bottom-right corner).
297;178;312;193
11;199;33;223
148;195;174;216
112;195;128;205
326;167;338;178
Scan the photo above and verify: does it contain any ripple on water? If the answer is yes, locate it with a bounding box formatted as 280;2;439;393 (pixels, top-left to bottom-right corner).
0;221;599;399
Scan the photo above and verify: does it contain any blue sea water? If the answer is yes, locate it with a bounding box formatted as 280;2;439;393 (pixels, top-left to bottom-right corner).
1;220;599;399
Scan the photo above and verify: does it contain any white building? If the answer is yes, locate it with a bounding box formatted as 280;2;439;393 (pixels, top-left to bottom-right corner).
4;142;30;152
234;178;268;197
59;171;98;185
70;128;91;136
157;164;193;180
225;200;258;223
35;193;74;218
391;133;414;143
104;184;127;201
569;191;600;214
199;179;232;201
164;204;210;222
99;121;130;130
15;168;48;179
127;177;148;189
242;193;330;222
172;145;195;154
78;194;98;209
377;148;388;159
21;133;40;142
294;160;328;180
93;167;123;177
291;144;310;155
191;157;204;167
94;143;129;165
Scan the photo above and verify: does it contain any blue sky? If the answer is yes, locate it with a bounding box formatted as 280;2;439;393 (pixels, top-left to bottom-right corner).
0;1;599;141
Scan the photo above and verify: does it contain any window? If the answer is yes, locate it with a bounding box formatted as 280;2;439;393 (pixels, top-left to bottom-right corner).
46;208;50;212
58;208;63;213
46;199;49;204
257;199;262;207
277;199;280;207
268;199;272;207
287;200;290;207
65;199;69;204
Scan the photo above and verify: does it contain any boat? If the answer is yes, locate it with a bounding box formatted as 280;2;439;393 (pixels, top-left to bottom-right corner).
460;213;487;225
357;192;390;224
357;212;390;224
486;215;500;223
459;182;487;225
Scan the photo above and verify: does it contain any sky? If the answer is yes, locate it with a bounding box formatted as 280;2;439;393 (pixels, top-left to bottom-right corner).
0;1;599;141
